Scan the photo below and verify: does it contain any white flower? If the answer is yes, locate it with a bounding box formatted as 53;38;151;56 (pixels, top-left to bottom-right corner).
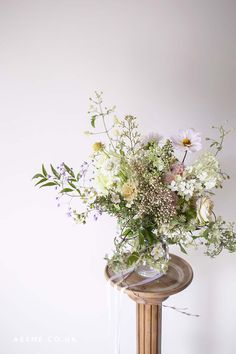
142;133;163;146
205;179;217;189
94;173;113;195
170;180;177;191
133;214;140;220
198;171;208;182
111;193;120;204
193;153;223;189
179;181;187;192
113;116;121;125
99;156;120;175
86;191;97;204
171;129;202;152
196;196;214;224
103;158;118;173
151;243;165;260
170;178;196;199
111;129;121;137
197;170;216;189
93;155;121;196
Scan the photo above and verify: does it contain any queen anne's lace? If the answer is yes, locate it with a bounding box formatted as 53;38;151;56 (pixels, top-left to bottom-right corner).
33;92;236;272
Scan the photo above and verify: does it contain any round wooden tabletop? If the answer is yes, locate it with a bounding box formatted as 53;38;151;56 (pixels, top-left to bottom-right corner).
105;254;193;304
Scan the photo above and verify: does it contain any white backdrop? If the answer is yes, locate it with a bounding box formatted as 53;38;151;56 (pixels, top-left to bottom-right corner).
0;1;236;353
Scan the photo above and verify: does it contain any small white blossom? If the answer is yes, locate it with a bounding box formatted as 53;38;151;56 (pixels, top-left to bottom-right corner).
205;179;217;189
198;171;208;182
111;193;120;204
142;133;163;146
112;129;121;137
151;243;165;260
103;157;120;174
170;178;196;199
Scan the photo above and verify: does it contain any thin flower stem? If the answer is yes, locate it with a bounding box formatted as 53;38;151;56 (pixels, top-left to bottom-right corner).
212;211;217;222
182;150;188;164
98;101;116;152
86;125;115;136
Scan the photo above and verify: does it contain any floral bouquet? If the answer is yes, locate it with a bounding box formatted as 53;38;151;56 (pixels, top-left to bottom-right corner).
33;92;236;276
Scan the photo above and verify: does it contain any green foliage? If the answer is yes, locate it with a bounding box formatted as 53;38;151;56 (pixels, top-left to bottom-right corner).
60;188;74;193
33;163;81;195
50;164;60;178
40;182;58;188
206;124;232;156
42;164;47;177
127;252;139;267
33;92;236;274
32;173;44;179
179;243;188;254
63;163;75;178
91;115;97;128
34;178;47;186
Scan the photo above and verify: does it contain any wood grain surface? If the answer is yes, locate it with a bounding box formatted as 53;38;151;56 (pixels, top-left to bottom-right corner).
105;254;193;304
105;254;193;353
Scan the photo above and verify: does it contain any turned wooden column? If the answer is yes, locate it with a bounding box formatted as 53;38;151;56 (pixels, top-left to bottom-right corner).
137;303;162;354
105;254;193;354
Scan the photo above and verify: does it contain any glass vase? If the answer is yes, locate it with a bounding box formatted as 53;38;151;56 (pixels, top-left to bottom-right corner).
135;239;169;278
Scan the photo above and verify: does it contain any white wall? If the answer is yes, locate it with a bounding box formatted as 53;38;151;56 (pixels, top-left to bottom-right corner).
0;1;236;353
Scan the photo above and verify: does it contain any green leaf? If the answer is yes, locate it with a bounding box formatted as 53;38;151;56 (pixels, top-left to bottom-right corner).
32;173;45;179
179;244;188;254
68;178;77;182
192;235;200;240
63;163;75;178
138;231;144;246
50;164;60;179
40;182;58;188
142;229;155;245
123;228;132;237
91;115;96;128
35;178;47;186
42;164;47;177
127;252;139;267
68;181;77;190
210;142;217;147
201;229;209;239
60;188;74;193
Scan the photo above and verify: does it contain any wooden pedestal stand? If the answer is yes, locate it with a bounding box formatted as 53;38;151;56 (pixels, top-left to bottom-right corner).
105;254;193;354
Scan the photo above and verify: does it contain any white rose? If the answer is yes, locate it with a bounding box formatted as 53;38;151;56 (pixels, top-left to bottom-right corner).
196;196;214;224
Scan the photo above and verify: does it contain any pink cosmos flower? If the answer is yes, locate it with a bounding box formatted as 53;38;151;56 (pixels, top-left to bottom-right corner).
171;163;185;175
164;163;185;184
171;129;202;152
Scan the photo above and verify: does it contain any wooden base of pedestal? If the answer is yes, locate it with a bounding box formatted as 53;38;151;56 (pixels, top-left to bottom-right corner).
105;254;193;354
137;303;162;354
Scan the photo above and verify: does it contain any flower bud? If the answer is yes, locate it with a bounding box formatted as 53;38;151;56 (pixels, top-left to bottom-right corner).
92;142;104;152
